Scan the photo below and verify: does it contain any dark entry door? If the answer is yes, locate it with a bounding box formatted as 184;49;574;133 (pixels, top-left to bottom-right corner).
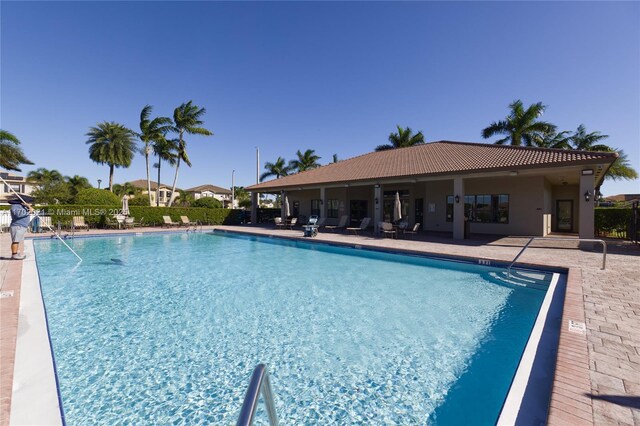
556;200;573;232
349;200;368;226
415;198;424;227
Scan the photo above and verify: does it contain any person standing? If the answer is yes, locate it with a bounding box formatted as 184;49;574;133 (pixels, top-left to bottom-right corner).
9;196;33;260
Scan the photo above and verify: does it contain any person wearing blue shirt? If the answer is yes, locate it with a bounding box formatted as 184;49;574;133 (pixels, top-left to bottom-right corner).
9;196;33;260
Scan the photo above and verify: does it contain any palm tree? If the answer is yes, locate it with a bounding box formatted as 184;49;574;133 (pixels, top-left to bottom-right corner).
375;125;425;151
66;175;92;199
569;125;638;185
289;149;321;172
139;105;173;205
482;100;556;146
260;157;290;182
167;101;213;207
536;130;572;149
152;138;178;207
0;130;33;171
27;168;70;204
86;122;137;192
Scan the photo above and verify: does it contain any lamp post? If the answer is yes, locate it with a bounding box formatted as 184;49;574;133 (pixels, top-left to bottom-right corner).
97;179;102;189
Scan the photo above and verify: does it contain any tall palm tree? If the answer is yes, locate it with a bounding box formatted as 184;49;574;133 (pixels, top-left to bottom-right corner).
569;125;638;185
152;138;178;207
27;168;69;204
0;129;33;171
260;157;290;182
289;149;321;172
139;105;173;205
482;100;556;146
536;130;572;149
375;125;425;151
570;125;611;152
86;122;137;192
167;101;213;207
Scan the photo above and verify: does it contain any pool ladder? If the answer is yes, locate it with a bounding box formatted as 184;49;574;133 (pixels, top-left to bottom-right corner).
236;364;279;426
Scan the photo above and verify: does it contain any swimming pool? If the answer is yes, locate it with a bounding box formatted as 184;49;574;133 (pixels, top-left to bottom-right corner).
33;232;555;424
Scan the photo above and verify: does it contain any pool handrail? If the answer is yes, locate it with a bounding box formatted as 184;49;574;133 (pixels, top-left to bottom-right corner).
236;364;279;426
508;237;606;277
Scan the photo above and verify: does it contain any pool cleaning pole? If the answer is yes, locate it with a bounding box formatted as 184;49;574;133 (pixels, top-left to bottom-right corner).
0;175;83;262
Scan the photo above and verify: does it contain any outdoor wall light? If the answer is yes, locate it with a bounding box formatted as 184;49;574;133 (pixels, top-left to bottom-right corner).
584;191;591;202
455;195;460;204
375;197;379;205
509;171;518;177
582;169;594;176
374;184;380;188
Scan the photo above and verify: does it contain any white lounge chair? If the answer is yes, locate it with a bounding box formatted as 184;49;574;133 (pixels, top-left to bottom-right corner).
72;216;89;231
403;223;421;239
163;216;180;227
346;217;371;235
285;217;298;230
325;215;349;232
180;216;195;226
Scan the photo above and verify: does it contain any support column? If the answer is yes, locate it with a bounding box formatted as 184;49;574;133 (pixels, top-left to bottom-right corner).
320;187;326;218
453;177;465;240
579;172;595;240
374;184;382;234
250;192;258;224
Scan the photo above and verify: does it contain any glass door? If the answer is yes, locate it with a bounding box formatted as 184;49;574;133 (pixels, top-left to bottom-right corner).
556;200;573;232
415;198;424;226
349;200;368;226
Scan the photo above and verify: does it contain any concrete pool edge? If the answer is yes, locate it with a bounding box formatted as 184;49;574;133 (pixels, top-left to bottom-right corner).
9;240;63;425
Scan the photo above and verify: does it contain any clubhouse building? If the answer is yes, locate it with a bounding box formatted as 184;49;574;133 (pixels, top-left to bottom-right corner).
246;141;617;240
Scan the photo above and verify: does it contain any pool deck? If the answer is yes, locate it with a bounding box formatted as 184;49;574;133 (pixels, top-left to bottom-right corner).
1;225;638;425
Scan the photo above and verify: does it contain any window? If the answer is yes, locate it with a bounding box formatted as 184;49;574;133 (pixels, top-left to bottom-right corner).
311;199;321;216
327;199;339;218
448;194;509;223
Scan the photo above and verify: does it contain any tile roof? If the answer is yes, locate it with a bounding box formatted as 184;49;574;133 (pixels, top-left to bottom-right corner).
247;141;618;191
129;179;178;191
185;184;231;194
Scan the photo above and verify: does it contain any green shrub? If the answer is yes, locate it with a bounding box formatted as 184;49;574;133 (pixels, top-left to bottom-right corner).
595;207;632;238
75;188;120;205
192;197;222;209
128;195;151;206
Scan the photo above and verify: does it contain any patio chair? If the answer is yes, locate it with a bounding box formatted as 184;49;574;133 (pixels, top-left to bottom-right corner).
380;222;396;239
162;216;180;227
40;216;53;231
346;217;371;235
403;223;421;239
180;216;195;226
72;216;89;231
274;217;284;229
325;215;349;232
124;217;136;229
285;217;298;230
315;217;326;229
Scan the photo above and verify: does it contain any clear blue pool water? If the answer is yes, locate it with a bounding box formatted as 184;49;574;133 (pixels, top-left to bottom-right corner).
35;232;550;425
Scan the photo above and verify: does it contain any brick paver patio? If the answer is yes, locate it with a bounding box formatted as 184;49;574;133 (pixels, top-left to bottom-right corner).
0;226;638;424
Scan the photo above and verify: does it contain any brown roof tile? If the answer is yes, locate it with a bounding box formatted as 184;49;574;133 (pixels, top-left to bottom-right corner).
185;184;231;194
247;141;618;191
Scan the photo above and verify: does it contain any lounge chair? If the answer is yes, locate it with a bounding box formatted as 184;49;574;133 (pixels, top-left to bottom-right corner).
325;215;349;232
285;217;298;230
274;217;284;229
124;217;136;229
403;223;421;239
315;217;326;229
72;216;89;231
40;216;53;231
180;216;195;226
346;217;371;235
380;222;396;239
162;216;180;227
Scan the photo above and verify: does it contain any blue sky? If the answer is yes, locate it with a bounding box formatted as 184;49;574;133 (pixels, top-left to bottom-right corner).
2;1;638;195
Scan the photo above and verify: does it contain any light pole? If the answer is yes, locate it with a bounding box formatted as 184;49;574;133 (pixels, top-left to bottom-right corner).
231;170;235;209
97;179;102;189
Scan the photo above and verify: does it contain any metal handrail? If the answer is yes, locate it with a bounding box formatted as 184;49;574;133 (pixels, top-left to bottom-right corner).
236;364;279;426
508;237;607;277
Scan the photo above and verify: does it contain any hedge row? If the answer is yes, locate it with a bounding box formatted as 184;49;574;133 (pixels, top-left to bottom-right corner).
594;207;632;238
1;204;243;228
